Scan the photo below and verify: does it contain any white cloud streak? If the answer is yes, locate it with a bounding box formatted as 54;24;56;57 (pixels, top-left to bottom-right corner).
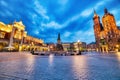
117;21;120;26
34;0;49;20
41;21;61;29
58;0;69;6
0;0;8;7
63;31;71;37
41;0;113;30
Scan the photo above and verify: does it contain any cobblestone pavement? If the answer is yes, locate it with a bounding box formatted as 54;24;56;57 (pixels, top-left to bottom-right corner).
0;52;120;80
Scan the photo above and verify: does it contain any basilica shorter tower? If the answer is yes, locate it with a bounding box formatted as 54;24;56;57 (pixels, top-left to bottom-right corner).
93;10;103;51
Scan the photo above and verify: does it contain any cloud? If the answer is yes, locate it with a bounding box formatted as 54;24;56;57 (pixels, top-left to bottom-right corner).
58;0;69;6
71;28;94;43
5;10;13;16
0;0;119;44
0;0;8;7
117;21;120;26
111;9;118;15
39;1;95;30
42;0;114;30
34;30;39;35
34;0;49;20
79;0;114;18
61;19;94;43
0;9;13;17
41;21;61;29
54;0;71;15
94;1;104;10
80;9;93;17
41;13;81;29
110;8;120;16
63;31;71;37
110;8;120;24
110;8;120;15
94;0;113;10
41;10;90;30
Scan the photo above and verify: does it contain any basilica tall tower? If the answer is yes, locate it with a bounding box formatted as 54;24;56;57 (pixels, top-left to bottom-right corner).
102;8;118;51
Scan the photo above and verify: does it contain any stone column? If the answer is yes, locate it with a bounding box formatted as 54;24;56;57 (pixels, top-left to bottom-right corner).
20;31;24;45
8;26;15;47
102;47;104;53
106;47;108;53
19;31;24;51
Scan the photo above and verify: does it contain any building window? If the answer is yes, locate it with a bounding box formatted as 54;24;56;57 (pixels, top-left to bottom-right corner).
14;30;22;39
110;34;112;37
0;32;5;38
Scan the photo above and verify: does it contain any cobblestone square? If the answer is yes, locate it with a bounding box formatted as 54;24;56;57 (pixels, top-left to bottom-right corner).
0;52;120;80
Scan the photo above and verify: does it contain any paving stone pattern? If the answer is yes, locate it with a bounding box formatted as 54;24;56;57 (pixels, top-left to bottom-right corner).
0;52;120;80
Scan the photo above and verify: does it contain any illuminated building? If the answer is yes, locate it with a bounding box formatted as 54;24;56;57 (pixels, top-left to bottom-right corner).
0;22;12;51
87;42;96;51
62;43;71;51
0;20;48;51
47;43;56;51
72;41;86;52
93;8;120;52
23;35;48;51
62;42;87;52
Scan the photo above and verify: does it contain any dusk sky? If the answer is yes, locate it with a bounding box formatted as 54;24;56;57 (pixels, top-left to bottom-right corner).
0;0;120;43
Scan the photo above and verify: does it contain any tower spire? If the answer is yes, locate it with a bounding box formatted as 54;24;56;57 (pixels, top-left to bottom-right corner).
93;9;98;18
94;9;96;15
57;33;61;44
57;33;60;40
56;33;63;51
104;8;108;14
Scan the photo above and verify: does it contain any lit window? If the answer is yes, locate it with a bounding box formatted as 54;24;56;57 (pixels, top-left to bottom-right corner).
0;32;5;38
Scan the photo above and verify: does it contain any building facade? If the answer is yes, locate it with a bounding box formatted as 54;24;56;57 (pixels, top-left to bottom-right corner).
0;21;48;51
62;42;87;52
62;43;71;51
47;43;56;51
93;8;120;52
87;42;96;51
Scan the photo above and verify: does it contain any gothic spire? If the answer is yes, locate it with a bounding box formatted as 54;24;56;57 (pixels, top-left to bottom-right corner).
57;33;60;40
94;10;97;15
104;8;108;14
93;9;99;18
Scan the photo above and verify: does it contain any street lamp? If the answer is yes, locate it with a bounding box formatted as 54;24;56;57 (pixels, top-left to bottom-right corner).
77;40;81;55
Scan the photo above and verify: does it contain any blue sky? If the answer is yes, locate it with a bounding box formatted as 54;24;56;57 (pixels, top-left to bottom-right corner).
0;0;120;43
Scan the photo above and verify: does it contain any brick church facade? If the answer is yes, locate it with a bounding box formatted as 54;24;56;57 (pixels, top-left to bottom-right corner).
93;8;120;52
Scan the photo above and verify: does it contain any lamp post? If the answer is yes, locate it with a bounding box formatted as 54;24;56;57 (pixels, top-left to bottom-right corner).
77;40;81;55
